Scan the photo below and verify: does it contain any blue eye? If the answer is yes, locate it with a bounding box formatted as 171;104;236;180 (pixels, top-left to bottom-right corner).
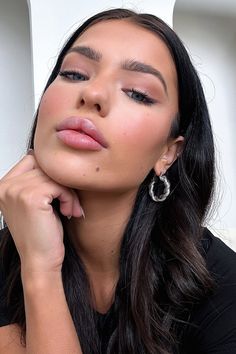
124;89;156;105
59;70;88;81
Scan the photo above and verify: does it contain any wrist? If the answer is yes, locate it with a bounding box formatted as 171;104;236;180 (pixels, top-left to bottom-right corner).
21;268;63;294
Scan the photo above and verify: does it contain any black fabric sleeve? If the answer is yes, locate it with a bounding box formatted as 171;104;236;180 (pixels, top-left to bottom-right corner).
0;228;12;327
182;230;236;353
0;294;12;326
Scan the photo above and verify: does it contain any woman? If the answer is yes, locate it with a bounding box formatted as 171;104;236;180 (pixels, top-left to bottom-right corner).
0;8;235;354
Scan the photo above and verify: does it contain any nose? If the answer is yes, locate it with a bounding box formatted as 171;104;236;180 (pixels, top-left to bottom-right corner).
78;78;110;117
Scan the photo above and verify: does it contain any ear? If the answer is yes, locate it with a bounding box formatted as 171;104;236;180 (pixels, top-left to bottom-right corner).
154;136;184;176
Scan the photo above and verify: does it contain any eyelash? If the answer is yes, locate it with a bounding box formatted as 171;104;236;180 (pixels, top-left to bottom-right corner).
123;88;156;106
59;70;156;106
59;70;88;81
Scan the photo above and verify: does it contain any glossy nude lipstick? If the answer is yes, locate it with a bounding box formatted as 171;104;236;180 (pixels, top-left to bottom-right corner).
56;116;108;151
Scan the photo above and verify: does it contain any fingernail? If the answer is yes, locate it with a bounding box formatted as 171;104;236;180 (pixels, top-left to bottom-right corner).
67;215;72;220
80;207;85;219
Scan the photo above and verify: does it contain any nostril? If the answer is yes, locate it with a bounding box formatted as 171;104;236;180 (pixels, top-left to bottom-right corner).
79;97;102;113
95;103;101;112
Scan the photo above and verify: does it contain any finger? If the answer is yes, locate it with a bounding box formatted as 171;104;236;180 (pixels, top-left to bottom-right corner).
72;191;85;218
37;183;83;219
0;169;48;197
1;153;39;181
57;189;83;218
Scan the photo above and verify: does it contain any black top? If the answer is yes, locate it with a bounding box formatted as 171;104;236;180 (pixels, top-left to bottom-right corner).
1;228;236;353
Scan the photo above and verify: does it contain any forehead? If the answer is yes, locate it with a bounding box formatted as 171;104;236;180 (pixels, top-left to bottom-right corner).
71;19;177;84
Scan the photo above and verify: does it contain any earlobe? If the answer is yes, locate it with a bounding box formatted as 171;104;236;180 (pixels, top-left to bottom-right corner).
154;136;184;176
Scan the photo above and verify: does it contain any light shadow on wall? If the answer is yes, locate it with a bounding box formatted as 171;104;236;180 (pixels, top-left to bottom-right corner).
0;0;34;177
173;1;236;237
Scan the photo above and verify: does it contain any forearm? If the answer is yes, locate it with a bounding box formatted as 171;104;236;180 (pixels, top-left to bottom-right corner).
22;271;83;354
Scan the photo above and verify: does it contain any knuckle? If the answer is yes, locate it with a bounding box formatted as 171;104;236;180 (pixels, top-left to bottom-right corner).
5;183;20;200
0;182;19;210
17;188;37;206
18;186;50;211
24;153;34;161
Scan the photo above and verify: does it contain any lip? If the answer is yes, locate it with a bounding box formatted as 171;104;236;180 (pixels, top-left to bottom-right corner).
56;116;108;151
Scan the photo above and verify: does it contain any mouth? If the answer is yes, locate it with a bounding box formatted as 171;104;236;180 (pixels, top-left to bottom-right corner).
56;116;108;151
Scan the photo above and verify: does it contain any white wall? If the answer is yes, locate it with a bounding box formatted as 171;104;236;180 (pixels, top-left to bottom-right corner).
173;6;236;249
0;0;34;176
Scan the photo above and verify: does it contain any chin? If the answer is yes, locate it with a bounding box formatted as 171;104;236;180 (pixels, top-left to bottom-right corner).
34;153;95;190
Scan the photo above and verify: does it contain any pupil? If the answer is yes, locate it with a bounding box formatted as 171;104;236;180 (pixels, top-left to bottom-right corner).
134;92;143;101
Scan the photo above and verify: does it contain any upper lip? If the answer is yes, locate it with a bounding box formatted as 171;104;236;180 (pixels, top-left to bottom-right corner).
56;116;108;148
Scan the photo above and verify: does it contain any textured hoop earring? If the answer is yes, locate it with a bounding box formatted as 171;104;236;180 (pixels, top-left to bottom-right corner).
0;211;5;230
149;174;170;202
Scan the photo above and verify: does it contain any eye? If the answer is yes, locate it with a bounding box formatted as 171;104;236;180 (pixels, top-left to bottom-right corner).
59;70;88;81
124;88;156;105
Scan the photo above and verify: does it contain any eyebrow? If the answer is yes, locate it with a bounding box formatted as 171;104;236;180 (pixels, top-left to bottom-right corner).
66;45;168;95
121;59;168;95
67;45;102;61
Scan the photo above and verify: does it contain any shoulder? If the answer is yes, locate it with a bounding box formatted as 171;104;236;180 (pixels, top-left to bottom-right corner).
202;228;236;272
182;228;236;353
200;228;236;293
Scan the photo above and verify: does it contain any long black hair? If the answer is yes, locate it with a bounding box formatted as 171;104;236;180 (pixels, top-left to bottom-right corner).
0;8;215;353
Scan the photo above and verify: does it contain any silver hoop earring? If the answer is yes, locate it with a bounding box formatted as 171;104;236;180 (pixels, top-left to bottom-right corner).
0;211;5;230
149;174;170;202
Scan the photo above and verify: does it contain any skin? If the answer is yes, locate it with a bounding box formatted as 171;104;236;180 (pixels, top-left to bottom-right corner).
34;20;180;192
0;19;183;352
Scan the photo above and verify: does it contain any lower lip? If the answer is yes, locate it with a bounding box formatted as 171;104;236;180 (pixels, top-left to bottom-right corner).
56;130;103;151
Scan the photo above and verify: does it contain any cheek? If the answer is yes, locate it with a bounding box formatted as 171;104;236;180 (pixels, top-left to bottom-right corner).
34;84;74;154
38;83;74;120
114;108;171;157
105;107;173;186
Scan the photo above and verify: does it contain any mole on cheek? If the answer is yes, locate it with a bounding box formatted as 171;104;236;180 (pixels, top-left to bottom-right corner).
96;167;100;172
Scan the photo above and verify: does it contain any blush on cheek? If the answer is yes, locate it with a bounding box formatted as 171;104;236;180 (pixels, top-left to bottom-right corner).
38;85;72;120
119;121;168;151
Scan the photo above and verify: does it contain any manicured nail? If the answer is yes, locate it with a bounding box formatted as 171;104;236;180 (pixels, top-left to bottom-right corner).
80;207;85;219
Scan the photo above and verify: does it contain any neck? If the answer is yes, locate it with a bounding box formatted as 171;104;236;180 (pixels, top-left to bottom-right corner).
65;189;137;313
65;189;137;272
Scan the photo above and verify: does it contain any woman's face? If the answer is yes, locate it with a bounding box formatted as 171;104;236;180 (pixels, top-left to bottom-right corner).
34;19;182;193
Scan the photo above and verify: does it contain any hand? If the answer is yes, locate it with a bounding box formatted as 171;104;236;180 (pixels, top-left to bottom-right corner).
0;151;83;274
